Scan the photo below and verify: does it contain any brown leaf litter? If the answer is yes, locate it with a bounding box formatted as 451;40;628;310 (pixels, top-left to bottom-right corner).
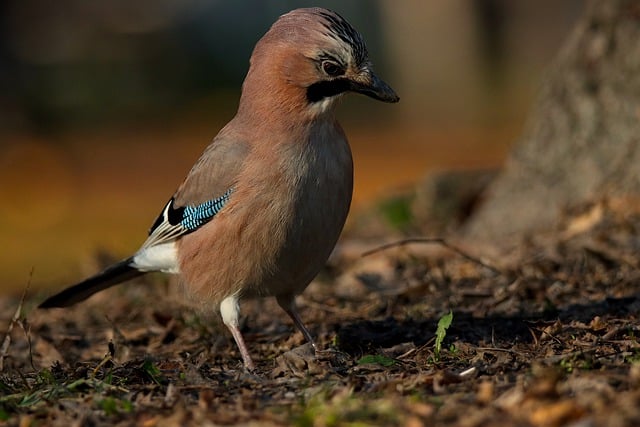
1;197;640;426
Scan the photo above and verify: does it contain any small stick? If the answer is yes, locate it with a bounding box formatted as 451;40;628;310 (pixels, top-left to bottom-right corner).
0;269;33;371
361;237;502;275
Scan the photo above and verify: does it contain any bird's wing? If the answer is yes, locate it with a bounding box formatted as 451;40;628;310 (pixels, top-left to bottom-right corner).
142;188;233;248
138;135;250;252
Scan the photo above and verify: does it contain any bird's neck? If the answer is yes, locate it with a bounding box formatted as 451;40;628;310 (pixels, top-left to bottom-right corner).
236;65;338;130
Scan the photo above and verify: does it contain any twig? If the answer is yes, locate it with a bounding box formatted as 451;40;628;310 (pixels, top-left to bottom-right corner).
92;352;114;378
475;346;527;355
0;269;33;371
361;237;502;275
20;319;35;372
0;303;21;372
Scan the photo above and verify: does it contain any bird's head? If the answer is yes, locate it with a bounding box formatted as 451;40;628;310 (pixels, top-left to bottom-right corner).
239;8;399;120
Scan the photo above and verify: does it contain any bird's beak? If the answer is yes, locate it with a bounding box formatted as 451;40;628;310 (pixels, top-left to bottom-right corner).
350;70;399;103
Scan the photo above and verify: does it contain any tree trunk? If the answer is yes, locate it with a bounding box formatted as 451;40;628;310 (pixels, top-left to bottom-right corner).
464;0;640;241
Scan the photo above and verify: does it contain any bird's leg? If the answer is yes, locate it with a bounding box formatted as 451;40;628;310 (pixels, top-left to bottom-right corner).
276;294;317;352
220;295;255;371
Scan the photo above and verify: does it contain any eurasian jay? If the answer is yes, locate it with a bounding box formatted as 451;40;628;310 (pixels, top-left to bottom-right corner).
39;7;398;370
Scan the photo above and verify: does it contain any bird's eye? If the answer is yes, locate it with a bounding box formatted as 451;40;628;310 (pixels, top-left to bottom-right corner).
322;60;344;77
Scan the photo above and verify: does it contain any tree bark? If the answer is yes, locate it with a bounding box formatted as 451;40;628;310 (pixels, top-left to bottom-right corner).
464;0;640;241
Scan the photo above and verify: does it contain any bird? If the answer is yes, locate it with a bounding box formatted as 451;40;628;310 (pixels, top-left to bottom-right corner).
39;7;399;370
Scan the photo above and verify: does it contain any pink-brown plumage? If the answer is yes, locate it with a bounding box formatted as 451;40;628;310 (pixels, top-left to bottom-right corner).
39;7;398;370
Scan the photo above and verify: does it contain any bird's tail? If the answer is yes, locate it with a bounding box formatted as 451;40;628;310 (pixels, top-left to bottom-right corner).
39;257;145;308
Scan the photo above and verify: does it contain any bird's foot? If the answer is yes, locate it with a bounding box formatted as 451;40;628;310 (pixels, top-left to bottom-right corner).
272;343;350;377
273;343;322;377
313;347;350;366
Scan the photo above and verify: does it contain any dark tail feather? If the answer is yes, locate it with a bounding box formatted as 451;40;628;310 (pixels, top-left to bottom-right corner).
39;257;145;308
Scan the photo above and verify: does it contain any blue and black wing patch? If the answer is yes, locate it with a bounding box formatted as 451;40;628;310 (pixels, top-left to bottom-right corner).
179;189;232;231
144;188;233;248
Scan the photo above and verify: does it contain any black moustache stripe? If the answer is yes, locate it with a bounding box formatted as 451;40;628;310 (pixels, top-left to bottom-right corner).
306;79;352;103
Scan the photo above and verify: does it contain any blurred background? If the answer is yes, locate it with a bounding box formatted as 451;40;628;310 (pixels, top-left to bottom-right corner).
0;0;583;291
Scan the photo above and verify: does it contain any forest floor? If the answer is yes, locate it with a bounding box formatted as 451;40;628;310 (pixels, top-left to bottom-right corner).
1;195;640;426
